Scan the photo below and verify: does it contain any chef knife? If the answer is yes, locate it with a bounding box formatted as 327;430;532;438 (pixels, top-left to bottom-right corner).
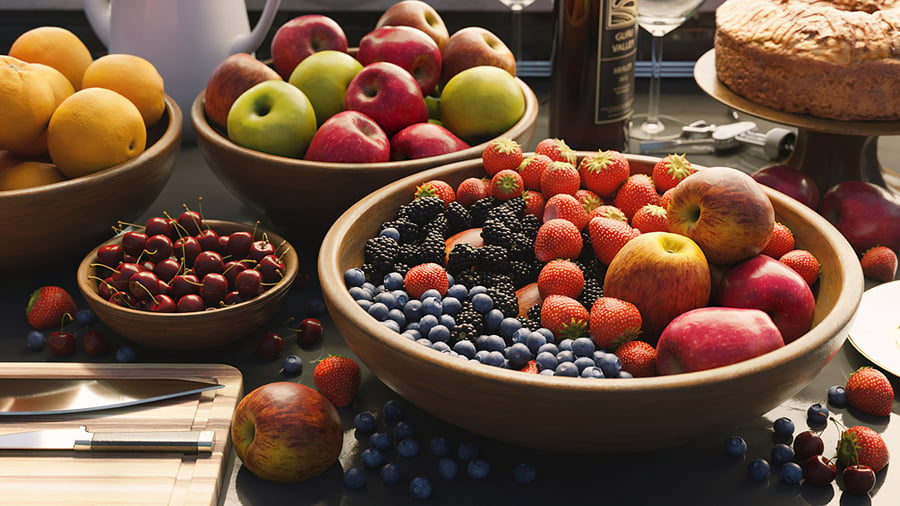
0;377;224;416
0;425;215;454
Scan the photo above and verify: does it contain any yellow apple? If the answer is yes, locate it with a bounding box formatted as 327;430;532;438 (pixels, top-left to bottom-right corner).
288;50;363;127
439;65;525;144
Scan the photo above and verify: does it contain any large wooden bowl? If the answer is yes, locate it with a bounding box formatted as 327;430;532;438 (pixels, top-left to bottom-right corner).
319;154;865;453
192;78;538;240
77;220;298;352
0;96;181;273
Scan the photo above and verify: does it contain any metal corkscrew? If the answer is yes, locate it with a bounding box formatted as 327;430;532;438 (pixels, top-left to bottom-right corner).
639;120;795;160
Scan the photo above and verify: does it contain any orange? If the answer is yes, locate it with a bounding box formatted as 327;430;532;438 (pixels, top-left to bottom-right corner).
47;87;147;179
0;56;58;153
82;54;166;127
0;161;66;191
9;63;75;157
8;26;93;90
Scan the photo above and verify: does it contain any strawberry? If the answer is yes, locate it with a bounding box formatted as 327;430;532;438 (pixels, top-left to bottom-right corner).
589;296;642;350
845;366;895;417
523;190;545;217
588;205;627;222
578;149;630;198
535;137;577;165
860;246;898;282
631;204;668;234
538;259;585;299
518;153;553;191
519;359;539;374
613;174;659;221
779;249;820;286
404;262;449;299
614;340;657;377
588;216;640;265
658;187;676;212
836;425;890;473
540;160;581;198
761;222;795;259
574;189;603;214
534;218;583;262
651;153;696;192
540;294;590;341
543;193;590;230
313;355;361;408
490;169;525;200
415;179;455;209
482;138;523;176
456;177;489;207
25;286;78;330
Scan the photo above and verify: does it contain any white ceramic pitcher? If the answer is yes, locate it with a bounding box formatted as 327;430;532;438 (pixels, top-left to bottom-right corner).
84;0;280;141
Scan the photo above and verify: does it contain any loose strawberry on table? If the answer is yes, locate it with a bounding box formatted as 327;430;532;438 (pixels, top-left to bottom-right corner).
845;366;894;417
313;355;361;408
25;286;78;330
859;245;897;282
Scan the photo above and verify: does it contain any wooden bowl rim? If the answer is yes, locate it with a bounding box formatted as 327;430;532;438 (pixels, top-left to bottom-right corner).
319;153;864;394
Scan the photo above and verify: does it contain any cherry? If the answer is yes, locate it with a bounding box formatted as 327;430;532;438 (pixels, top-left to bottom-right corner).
83;329;109;357
122;253;138;264
793;430;825;461
96;244;124;268
256;331;284;358
843;464;876;495
176;293;206;313
129;270;160;301
140;260;156;272
149;293;176;312
193;250;225;278
223;260;248;289
144;234;174;263
196;229;221;252
249;239;275;263
257;254;284;283
226;231;254;259
121;231;148;257
235;268;263;299
217;234;230;254
112;262;143;291
98;276;117;299
803;455;837;487
224;290;244;306
145;216;175;239
296;318;324;346
199;272;228;306
178;210;203;236
47;331;76;356
153;258;182;283
174;236;201;267
109;291;136;308
170;273;200;300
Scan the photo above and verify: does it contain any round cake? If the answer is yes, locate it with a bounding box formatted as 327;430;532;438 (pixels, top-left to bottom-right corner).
714;0;900;121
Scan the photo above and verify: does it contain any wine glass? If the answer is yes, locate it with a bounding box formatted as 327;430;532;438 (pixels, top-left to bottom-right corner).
630;0;705;140
497;0;537;63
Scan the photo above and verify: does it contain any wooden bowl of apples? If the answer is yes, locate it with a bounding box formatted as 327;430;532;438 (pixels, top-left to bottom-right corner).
76;219;298;352
0;96;181;273
318;153;864;453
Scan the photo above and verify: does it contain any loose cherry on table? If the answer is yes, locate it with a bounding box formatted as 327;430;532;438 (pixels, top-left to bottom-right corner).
82;329;109;357
256;331;285;358
802;455;837;487
793;430;825;461
842;464;876;495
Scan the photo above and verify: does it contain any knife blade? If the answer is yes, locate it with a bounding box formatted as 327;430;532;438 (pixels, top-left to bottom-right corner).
0;425;215;454
0;378;224;416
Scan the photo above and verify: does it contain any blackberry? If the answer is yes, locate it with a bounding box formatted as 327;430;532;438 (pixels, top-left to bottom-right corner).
456;302;484;335
382;218;421;244
508;232;535;262
446;243;478;275
526;303;541;323
509;259;538;288
578;230;595;263
362;262;389;284
454;268;482;290
489;288;519;318
424;213;449;239
393;262;411;277
518;316;541;331
476;244;510;273
444;201;471;234
481;219;513;248
578;277;604;311
398;243;424;267
419;229;446;266
452;322;478;343
469;196;499;227
489;197;526;227
520;213;541;237
401;196;443;226
364;235;399;271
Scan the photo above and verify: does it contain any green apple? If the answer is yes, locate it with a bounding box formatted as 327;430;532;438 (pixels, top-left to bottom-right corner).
439;65;525;144
226;80;317;158
288;50;363;127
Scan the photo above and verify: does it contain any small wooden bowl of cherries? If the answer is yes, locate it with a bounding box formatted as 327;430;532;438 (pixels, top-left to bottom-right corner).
77;207;298;351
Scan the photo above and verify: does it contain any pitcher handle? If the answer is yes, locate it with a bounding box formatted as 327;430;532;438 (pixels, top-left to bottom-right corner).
83;0;112;48
230;0;282;55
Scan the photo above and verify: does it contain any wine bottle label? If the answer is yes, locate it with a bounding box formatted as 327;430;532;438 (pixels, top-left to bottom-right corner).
596;0;637;124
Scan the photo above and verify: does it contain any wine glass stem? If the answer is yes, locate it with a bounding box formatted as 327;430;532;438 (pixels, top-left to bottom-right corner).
645;34;665;128
512;7;523;62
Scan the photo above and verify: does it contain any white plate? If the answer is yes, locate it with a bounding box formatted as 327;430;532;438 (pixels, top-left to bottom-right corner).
847;280;900;377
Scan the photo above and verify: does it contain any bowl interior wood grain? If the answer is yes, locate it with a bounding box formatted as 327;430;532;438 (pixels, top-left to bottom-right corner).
318;154;864;453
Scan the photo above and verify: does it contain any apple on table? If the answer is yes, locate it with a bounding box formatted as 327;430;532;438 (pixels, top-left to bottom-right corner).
226;80;317;159
357;25;442;97
819;180;900;254
203;53;280;131
750;164;820;210
344;61;429;137
270;14;348;80
304;110;390;163
375;0;451;51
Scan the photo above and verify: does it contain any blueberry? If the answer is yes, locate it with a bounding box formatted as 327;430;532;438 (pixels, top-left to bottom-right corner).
367;302;390;321
534;328;555;341
471;293;494;313
505;343;532;368
421;289;443;301
525;331;548;354
381;319;401;333
770;443;794;465
409;476;432;499
383;399;405;422
356;299;373;311
392;289;409;307
374;290;399;309
499;317;523;338
362;282;377;294
343;467;367;489
467;458;490;479
393;420;415;440
429;436;452;457
827;385;848;407
403;299;423;322
511;327;532;345
387;308;406;326
305;298;326;316
431;341;451;353
594;351;622;377
476;334;506;352
618;371;634;379
115;346;136;363
422;296;443;316
382;270;404;290
773;417;795;437
446;283;467;301
428;324;451;343
747;458;771;481
402;329;421;341
75;309;95;326
558;339;574;351
514;462;537;484
354;412;376;433
397;438;420;458
370;432;392;451
468;285;488;298
418;314;439;337
484;309;504;331
344;268;366;287
537;342;559;356
571;337;595;357
438;313;455;329
556;350;575;363
453;340;477;359
555;362;579;377
473;350;490;363
535;351;558;371
573;356;595;372
780;462;803;484
379;227;400;241
807;403;829;425
438;458;458;480
380;462;403;485
349;286;373;301
25;330;46;351
281;355;302;375
580;366;604;378
724;436;747;457
457;441;479;461
361;448;384;468
442;297;462;316
484;350;506;367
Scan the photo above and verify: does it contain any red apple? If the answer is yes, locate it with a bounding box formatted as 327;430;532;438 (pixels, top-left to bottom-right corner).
344;61;429;136
750;164;820;210
603;231;711;343
304;110;390;163
390;122;468;160
656;307;785;375
357;25;442;96
717;254;816;343
203;53;281;131
270;14;348;80
819;180;900;254
231;382;342;483
667;166;775;265
440;26;516;86
375;0;450;51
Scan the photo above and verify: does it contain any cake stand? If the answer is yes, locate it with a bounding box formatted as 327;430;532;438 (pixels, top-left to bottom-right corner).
694;50;900;196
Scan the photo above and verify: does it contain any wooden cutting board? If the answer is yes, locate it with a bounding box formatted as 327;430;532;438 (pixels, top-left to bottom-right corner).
0;363;243;506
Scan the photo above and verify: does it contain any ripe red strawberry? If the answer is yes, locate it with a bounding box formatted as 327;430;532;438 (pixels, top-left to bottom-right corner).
658;187;676;211
578;149;630;198
523;190;545;217
518;153;553;191
534;137;577;165
589;296;642;350
860;245;898;282
456;177;489;207
540;294;590;341
534;218;583;262
404;262;449;299
651;153;696;192
836;425;890;473
538;259;585;298
574;189;603;214
482;138;523;176
313;355;361;408
845;366;895;417
614;340;657;377
25;286;78;330
631;204;668;233
761;222;795;259
779;249;820;286
540;160;581;198
543;193;590;230
415;179;455;208
588;205;627;222
490;169;525;200
588;216;640;265
519;359;539;374
613;174;659;221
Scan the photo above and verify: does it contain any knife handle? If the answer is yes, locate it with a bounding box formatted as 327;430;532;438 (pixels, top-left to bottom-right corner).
75;427;215;454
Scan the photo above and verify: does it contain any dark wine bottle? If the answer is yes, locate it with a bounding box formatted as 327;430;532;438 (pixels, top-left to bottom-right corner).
549;0;638;152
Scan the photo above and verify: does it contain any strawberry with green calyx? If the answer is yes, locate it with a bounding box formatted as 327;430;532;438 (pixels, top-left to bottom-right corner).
313;355;361;408
482;137;523;176
590;296;642;351
578;149;630;198
614;174;659;221
534;137;576;165
614;340;657;377
779;249;820;286
631;204;668;234
540;295;590;341
415;179;455;209
845;366;894;417
489;169;524;200
534;218;582;262
588;204;627;222
860;245;897;282
836;425;889;473
538;259;585;299
404;262;449;299
761;222;795;259
26;286;78;330
540;160;581;199
574;189;603;214
651;153;696;192
518;153;553;191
